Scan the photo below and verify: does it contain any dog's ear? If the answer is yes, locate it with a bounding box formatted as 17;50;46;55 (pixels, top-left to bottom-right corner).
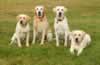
64;7;68;12
82;31;86;37
43;7;46;16
53;7;56;12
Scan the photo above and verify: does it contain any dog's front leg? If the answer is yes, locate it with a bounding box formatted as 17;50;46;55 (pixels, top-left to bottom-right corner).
40;30;46;45
32;29;36;44
77;41;86;56
70;39;75;55
26;32;30;47
55;32;59;47
16;36;22;47
64;32;68;47
77;48;83;56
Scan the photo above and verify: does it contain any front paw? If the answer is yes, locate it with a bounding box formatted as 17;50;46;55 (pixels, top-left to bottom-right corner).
32;40;35;44
40;42;44;45
26;43;29;47
18;45;22;48
70;49;74;55
64;43;67;47
56;43;59;47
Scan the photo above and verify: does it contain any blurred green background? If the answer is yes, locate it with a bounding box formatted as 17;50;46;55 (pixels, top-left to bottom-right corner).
0;0;99;65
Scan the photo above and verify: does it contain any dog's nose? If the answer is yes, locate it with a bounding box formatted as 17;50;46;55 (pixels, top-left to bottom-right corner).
38;11;41;16
20;20;23;24
59;12;62;17
75;38;78;42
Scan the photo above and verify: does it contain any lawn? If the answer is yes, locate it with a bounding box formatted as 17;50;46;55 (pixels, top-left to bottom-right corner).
0;0;100;65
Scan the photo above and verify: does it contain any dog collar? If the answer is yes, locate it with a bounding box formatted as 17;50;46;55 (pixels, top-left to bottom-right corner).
56;17;64;23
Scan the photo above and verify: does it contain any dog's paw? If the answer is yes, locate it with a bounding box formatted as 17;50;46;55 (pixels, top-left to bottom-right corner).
32;41;35;44
40;43;44;45
64;44;67;47
56;44;59;47
18;45;22;48
70;49;74;55
26;43;29;47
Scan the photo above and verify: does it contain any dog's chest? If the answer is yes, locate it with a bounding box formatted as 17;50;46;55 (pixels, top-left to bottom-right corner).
55;22;66;34
20;26;29;33
18;27;29;38
37;22;47;32
73;43;82;50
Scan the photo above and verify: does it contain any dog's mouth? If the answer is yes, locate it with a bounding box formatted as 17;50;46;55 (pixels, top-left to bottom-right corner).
20;20;27;26
38;11;42;17
75;38;79;43
58;12;62;17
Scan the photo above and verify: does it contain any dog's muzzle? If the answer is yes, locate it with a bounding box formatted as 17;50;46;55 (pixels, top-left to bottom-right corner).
20;20;27;25
58;12;62;17
38;11;42;16
75;38;79;43
20;20;23;24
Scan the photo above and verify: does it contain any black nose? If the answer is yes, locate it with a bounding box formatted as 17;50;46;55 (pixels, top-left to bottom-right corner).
20;20;23;24
75;38;78;42
59;12;62;17
38;11;41;16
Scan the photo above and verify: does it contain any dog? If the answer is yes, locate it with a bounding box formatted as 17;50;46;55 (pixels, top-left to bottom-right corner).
53;6;70;47
69;30;91;56
32;5;52;45
10;14;31;47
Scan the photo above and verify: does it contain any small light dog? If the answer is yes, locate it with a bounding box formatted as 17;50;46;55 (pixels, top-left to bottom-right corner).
53;6;70;47
32;5;52;45
10;14;31;47
69;30;91;56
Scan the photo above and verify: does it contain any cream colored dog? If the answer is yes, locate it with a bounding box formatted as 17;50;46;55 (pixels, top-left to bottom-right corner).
69;30;91;56
10;14;31;47
32;5;52;45
53;6;70;47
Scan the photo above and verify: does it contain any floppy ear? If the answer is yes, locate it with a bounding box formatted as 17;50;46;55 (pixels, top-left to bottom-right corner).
43;7;46;16
33;7;37;15
53;7;56;12
82;31;86;36
64;7;68;12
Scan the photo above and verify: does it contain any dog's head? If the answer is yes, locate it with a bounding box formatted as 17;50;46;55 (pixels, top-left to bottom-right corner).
34;6;45;18
71;30;86;44
16;14;31;25
53;6;67;18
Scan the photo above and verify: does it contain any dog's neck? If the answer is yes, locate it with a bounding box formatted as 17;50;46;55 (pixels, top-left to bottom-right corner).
19;22;28;28
35;15;46;22
56;16;64;23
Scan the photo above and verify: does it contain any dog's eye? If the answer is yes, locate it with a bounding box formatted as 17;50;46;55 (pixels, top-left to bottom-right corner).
23;17;25;19
40;8;43;10
74;34;76;36
79;34;81;36
61;9;63;11
57;9;59;11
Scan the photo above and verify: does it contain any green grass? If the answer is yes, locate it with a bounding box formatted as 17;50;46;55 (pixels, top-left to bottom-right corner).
0;0;99;65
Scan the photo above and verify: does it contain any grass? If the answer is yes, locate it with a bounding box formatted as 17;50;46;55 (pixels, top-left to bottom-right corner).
0;0;100;65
